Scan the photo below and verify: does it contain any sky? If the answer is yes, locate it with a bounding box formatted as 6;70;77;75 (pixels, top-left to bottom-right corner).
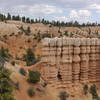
1;0;100;23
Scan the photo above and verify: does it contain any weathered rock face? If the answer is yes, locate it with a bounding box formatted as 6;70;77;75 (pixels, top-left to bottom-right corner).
41;37;100;88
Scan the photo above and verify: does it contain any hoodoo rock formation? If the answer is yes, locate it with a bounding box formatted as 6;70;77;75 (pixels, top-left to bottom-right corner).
41;37;100;88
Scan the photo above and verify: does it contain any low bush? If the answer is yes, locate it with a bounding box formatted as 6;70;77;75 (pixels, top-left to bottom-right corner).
0;93;15;100
90;84;98;99
59;91;69;100
28;70;40;83
23;48;39;66
83;84;88;95
15;82;20;90
27;88;35;97
0;47;11;59
19;68;27;76
0;68;15;100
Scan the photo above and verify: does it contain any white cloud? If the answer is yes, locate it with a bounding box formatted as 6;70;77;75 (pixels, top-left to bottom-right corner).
89;4;100;13
69;10;79;18
89;4;100;10
55;9;92;23
0;0;99;22
79;10;91;16
14;4;63;15
55;16;69;22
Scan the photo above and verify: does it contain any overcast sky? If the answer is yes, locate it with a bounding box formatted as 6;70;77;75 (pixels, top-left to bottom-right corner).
1;0;100;23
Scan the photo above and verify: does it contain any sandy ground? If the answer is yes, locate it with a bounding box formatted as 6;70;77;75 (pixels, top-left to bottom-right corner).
4;62;97;100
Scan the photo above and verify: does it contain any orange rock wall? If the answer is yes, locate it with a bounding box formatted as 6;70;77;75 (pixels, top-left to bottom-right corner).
41;38;100;88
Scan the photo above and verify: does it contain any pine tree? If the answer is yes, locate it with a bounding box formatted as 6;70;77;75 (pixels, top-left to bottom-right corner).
30;19;34;24
22;16;26;23
12;16;16;20
26;18;30;23
23;48;38;66
16;15;21;21
0;14;4;21
7;13;11;20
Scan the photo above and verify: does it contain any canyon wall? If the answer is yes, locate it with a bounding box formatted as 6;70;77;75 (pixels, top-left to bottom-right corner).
41;37;100;88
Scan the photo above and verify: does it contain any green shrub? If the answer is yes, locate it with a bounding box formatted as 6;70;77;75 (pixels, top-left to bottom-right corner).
83;84;88;95
64;31;68;36
59;91;69;100
0;93;15;100
15;82;20;90
0;68;15;100
28;70;40;83
19;68;27;76
0;47;11;59
41;33;52;38
23;48;39;66
90;84;98;99
19;26;31;35
27;88;35;97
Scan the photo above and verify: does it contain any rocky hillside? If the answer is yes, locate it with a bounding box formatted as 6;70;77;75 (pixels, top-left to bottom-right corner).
0;21;100;100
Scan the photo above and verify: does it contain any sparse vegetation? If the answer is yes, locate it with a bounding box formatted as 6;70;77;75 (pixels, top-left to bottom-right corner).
28;70;40;84
19;26;31;35
83;84;88;95
0;67;15;100
15;82;20;90
0;47;11;59
23;48;39;66
90;84;98;100
33;32;53;42
19;68;27;76
41;33;53;38
59;91;69;100
27;88;35;97
64;31;69;36
0;11;100;100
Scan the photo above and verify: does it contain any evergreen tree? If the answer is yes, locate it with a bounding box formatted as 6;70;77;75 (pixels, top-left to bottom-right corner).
26;18;30;23
7;13;11;20
0;14;4;21
30;19;34;24
41;18;45;24
12;16;16;20
74;21;79;27
15;15;21;21
23;48;38;66
35;19;38;23
0;12;100;27
0;67;15;100
22;16;26;23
